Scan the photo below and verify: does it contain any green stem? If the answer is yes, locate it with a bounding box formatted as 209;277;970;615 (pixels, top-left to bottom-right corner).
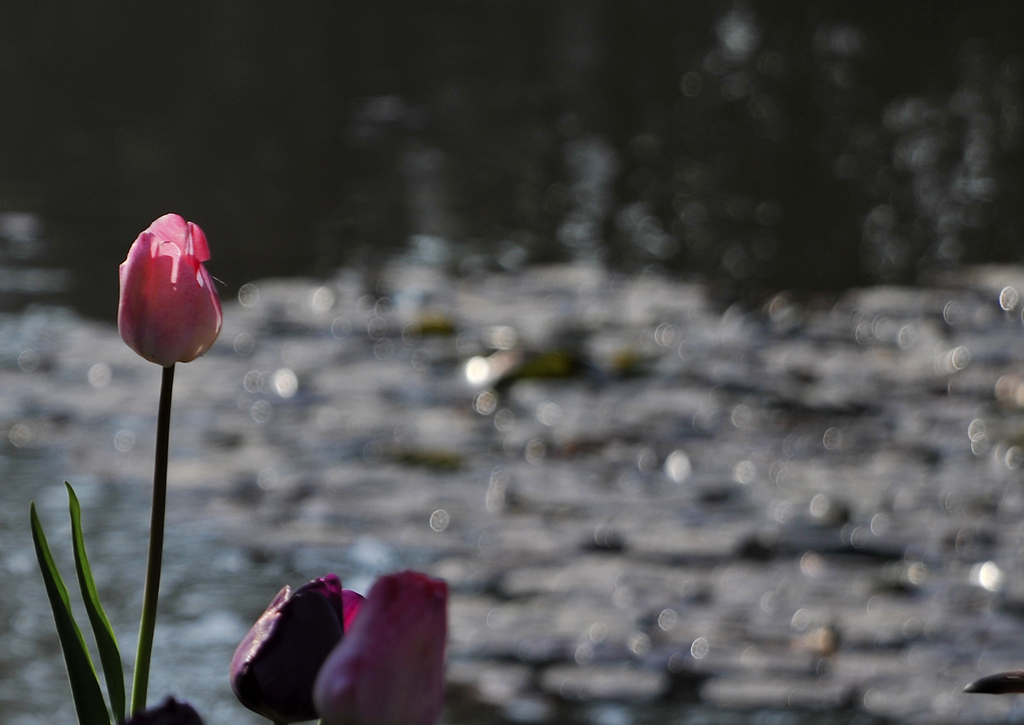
130;363;175;714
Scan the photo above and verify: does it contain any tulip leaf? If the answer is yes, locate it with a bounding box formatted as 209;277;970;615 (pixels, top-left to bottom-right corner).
67;482;126;722
30;501;111;725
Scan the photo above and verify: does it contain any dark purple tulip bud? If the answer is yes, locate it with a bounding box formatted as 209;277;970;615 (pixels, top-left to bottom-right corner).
230;574;364;723
121;697;204;725
965;670;1024;694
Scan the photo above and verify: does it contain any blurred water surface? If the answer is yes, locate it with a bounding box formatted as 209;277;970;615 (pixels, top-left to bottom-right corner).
1;2;1023;318
4;264;1024;722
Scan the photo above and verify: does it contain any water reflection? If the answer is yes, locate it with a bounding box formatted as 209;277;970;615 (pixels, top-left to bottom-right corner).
0;4;1022;319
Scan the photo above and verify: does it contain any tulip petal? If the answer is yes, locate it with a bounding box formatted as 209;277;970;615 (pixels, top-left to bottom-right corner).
145;214;189;248
300;574;346;620
118;215;222;366
341;590;364;633
186;221;210;262
314;571;447;725
231;575;361;723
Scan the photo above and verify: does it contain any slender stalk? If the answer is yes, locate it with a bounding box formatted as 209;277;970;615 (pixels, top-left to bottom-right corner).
130;363;175;714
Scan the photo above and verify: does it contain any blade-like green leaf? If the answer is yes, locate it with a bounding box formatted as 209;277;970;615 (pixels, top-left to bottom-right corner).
67;482;126;722
30;502;111;725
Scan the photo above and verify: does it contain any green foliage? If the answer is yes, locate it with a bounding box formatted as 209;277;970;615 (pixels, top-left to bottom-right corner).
30;500;111;725
68;482;126;722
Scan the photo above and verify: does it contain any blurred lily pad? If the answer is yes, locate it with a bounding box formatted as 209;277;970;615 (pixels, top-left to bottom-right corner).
394;448;463;470
410;311;457;337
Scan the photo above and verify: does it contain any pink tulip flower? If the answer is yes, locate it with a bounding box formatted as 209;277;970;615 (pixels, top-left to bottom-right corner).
231;575;364;723
314;571;448;725
118;213;222;366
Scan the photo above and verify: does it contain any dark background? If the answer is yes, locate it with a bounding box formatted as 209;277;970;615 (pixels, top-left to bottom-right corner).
1;1;1022;318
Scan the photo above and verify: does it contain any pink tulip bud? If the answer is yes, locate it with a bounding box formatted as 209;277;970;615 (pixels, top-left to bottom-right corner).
118;214;223;366
314;571;448;725
231;575;364;723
